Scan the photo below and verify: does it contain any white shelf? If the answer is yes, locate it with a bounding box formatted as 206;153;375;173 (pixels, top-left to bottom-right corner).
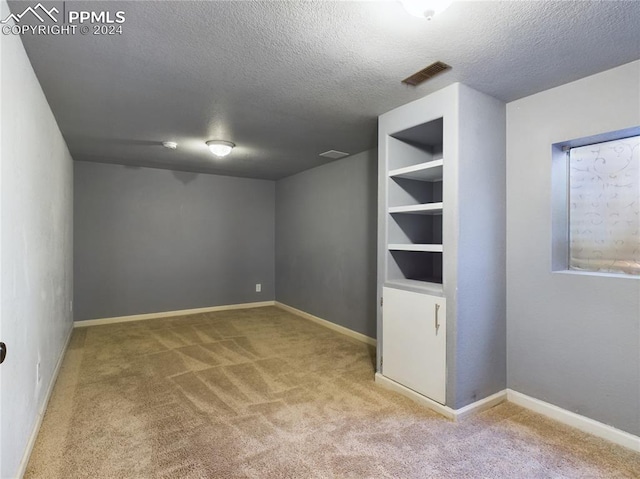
389;159;443;181
389;203;443;215
385;279;444;296
388;244;443;253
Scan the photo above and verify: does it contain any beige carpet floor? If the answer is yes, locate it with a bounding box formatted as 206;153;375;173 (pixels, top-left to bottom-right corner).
26;306;639;478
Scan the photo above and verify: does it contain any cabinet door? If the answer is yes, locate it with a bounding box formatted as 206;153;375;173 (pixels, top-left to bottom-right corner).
382;287;446;404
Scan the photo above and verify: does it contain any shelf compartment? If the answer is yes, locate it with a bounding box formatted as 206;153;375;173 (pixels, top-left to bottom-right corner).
388;244;443;253
388;175;443;208
389;203;443;215
389;159;443;181
388;211;442;245
387;250;443;285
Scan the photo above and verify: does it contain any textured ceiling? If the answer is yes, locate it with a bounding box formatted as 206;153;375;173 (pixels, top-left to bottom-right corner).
8;0;640;180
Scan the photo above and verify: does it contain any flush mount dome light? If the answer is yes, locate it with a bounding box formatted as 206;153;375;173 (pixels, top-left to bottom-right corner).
400;0;453;19
206;140;235;157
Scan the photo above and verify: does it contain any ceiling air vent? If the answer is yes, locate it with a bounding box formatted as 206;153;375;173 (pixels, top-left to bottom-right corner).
319;150;349;160
402;61;451;86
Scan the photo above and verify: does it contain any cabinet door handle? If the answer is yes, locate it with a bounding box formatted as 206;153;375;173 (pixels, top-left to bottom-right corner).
434;303;440;333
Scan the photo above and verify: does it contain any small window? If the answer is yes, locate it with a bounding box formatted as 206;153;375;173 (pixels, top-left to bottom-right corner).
568;135;639;275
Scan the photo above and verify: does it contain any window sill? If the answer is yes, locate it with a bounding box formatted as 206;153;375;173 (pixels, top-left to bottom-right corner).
553;270;640;280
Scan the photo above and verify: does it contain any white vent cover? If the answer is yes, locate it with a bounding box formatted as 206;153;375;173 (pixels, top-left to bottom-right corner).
319;150;349;159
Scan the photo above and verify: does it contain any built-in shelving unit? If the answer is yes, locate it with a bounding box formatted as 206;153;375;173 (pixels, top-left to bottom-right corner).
377;83;506;413
385;118;444;289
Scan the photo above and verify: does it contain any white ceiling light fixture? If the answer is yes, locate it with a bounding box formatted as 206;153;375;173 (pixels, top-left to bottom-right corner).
162;141;178;149
206;140;235;157
400;0;454;20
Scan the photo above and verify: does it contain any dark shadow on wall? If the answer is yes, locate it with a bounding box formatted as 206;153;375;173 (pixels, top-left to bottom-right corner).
172;170;198;184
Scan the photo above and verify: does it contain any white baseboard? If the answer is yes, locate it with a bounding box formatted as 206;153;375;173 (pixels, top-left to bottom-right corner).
454;388;509;420
374;372;507;421
507;389;640;452
275;302;377;347
17;325;74;478
375;373;455;419
74;301;277;328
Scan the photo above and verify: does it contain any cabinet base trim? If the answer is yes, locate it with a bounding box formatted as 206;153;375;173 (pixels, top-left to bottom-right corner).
374;373;506;421
275;302;377;346
74;301;277;327
507;389;640;452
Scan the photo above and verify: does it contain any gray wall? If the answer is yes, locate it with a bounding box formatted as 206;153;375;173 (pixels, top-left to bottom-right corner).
0;12;74;478
506;60;640;435
453;84;507;409
74;162;275;320
276;150;378;339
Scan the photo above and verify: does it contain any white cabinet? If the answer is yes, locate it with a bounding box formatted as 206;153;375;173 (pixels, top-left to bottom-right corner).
382;287;446;404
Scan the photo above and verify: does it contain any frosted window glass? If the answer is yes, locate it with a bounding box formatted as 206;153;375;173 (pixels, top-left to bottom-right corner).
569;135;640;275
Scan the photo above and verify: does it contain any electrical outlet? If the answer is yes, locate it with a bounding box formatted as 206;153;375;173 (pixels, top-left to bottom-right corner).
255;283;261;293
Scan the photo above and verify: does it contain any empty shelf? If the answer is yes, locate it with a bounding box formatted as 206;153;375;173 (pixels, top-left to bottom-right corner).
388;244;443;252
389;203;443;215
385;279;444;296
389;159;443;181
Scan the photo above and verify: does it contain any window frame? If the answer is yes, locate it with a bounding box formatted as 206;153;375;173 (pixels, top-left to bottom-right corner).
551;126;640;278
